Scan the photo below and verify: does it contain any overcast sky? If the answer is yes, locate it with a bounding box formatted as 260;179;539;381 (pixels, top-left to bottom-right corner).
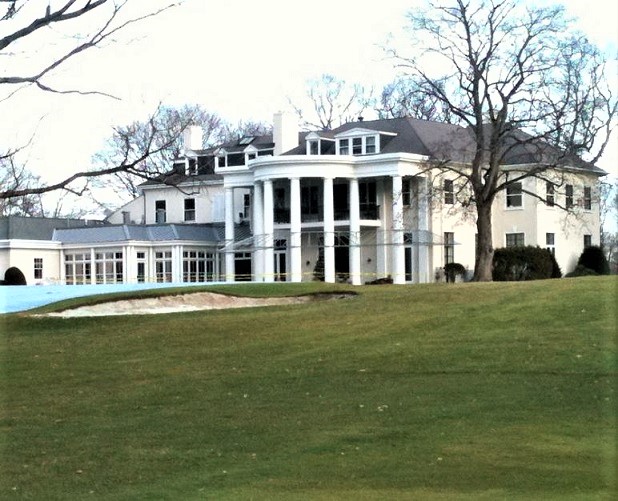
2;0;617;187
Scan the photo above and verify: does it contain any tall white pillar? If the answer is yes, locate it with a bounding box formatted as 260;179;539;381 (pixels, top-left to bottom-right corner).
263;179;275;283
417;176;430;283
323;177;335;283
252;182;264;282
224;187;235;282
376;179;387;278
172;245;183;283
349;178;362;285
392;175;405;284
290;178;302;282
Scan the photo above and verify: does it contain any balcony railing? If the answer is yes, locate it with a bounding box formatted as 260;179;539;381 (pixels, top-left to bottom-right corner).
273;204;379;224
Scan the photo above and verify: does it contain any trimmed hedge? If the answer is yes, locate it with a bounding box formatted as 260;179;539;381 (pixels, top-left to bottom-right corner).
577;245;610;275
492;246;557;281
3;266;27;286
565;265;598;278
444;262;467;283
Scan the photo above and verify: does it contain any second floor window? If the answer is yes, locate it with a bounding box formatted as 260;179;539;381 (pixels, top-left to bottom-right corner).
506;182;523;208
444;179;454;205
546;182;555;206
339;138;349;155
444;232;455;264
565;184;574;208
402;178;412;206
184;198;195;222
155;200;166;223
583;186;592;210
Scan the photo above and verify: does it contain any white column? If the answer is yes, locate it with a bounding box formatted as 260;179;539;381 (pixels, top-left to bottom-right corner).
376;179;387;278
224;187;235;282
263;179;274;283
323;177;335;283
392;175;405;284
417;176;430;283
172;245;183;283
90;248;96;284
252;182;264;282
290;178;302;282
349;178;361;285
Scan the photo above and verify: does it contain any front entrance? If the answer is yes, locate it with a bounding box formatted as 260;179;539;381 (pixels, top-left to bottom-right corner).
235;252;252;281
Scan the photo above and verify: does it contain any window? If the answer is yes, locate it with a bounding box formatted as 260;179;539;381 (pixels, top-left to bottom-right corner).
309;140;319;155
546;182;555;207
184;198;195;222
506;182;522;208
359;181;378;219
217;155;226;168
301;185;320;220
182;250;216;283
187;158;197;175
365;136;376;153
243;194;251;220
583;186;592;210
583;234;592;248
136;251;146;283
546;233;555;255
565;184;573;208
338;135;379;155
402;178;412;206
34;258;43;279
155;251;172;282
444;232;455;264
444;179;454;205
95;251;123;284
155;200;166;223
64;253;91;285
506;233;525;247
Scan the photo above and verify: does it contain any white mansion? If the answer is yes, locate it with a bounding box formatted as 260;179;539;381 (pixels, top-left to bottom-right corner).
0;113;603;286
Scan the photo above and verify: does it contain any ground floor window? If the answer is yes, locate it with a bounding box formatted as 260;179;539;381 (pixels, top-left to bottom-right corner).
136;251;146;283
65;252;92;285
155;251;172;282
444;232;455;264
546;233;555;255
583;234;592;248
34;258;43;279
95;251;123;284
506;233;525;247
183;249;217;282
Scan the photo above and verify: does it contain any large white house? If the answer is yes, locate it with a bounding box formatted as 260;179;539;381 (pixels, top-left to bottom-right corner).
0;112;603;285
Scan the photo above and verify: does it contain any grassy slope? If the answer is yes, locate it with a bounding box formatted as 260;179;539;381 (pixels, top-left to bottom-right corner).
0;278;616;500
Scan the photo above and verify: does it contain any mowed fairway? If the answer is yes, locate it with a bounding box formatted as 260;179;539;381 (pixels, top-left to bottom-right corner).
1;278;615;500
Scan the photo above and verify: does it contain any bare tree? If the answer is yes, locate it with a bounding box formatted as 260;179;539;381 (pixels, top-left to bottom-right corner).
290;74;374;130
0;0;179;204
391;0;617;281
378;76;454;122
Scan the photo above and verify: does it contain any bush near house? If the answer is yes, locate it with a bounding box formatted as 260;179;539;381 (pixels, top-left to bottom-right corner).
444;262;467;283
576;245;610;275
492;246;557;281
3;266;27;285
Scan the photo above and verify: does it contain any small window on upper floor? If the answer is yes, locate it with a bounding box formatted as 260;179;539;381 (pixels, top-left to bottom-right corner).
546;182;555;206
352;137;362;155
565;184;574;208
365;136;376;154
583;186;592;210
155;200;166;223
506;182;522;208
402;178;412;206
184;198;195;222
444;179;454;205
217;155;226;168
339;138;349;155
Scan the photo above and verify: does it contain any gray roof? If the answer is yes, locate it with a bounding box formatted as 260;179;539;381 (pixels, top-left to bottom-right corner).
0;216;105;241
53;223;251;245
284;117;604;174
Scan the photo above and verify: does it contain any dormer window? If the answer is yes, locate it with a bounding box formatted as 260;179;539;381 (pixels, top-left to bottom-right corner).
309;140;319;155
336;133;380;155
216;155;226;168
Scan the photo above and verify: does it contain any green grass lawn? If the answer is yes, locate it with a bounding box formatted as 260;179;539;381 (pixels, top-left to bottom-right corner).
1;277;616;500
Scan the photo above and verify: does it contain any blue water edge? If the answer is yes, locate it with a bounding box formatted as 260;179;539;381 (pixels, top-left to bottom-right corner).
0;282;225;314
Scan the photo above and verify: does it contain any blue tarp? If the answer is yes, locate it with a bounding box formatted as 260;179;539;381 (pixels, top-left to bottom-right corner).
0;282;224;314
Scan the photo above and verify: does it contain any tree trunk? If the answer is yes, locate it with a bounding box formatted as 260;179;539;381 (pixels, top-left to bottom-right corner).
473;201;494;281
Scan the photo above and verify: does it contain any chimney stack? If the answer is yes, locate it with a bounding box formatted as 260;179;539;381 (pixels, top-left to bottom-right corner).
273;111;299;156
182;125;203;153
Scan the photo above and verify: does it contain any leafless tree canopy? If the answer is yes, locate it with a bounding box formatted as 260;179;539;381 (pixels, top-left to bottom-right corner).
0;0;179;206
290;74;374;130
391;0;617;281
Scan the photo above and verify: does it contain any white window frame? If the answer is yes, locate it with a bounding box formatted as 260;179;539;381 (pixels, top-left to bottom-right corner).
34;257;43;280
583;186;592;210
505;182;523;209
184;198;196;222
545;182;555;207
444;179;454;205
545;232;555;255
155;250;172;283
505;232;525;247
336;134;380;155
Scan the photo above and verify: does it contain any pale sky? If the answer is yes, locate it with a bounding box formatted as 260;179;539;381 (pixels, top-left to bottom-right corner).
2;0;617;191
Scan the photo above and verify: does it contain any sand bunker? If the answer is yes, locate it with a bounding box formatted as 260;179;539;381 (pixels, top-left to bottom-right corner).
42;292;343;318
